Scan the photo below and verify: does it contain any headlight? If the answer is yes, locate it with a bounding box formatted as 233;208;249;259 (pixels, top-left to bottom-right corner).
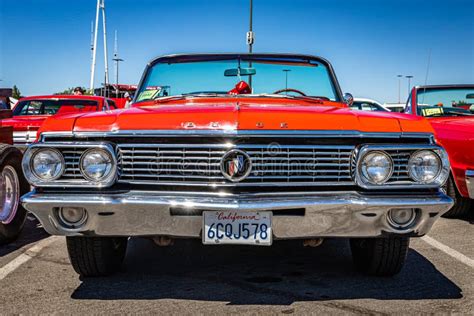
408;150;441;183
360;151;393;185
80;148;114;182
31;149;64;180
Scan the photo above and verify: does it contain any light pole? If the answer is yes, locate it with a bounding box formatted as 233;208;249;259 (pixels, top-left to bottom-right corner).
406;75;414;96
247;0;254;54
397;75;403;103
112;30;124;98
283;69;291;94
247;0;254;90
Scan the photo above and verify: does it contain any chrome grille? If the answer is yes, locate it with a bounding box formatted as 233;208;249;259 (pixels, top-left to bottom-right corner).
117;144;355;186
58;147;85;181
386;149;412;183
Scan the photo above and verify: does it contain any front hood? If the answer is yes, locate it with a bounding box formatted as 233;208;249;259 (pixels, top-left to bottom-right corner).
38;100;433;135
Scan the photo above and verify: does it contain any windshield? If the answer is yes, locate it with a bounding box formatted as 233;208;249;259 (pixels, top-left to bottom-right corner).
13;99;99;116
417;88;474;117
135;56;339;103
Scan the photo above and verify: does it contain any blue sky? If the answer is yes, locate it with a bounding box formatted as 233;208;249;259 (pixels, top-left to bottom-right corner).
1;0;473;103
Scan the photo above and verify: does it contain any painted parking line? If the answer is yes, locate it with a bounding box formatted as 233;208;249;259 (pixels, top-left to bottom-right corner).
0;236;60;281
422;235;474;269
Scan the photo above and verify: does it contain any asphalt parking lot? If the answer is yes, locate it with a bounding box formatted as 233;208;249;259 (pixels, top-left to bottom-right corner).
0;213;473;314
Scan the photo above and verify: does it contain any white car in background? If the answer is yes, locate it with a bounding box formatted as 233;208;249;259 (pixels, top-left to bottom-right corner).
350;98;389;112
383;103;406;113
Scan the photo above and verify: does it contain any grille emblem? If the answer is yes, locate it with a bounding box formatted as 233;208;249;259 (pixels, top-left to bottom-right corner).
220;149;252;182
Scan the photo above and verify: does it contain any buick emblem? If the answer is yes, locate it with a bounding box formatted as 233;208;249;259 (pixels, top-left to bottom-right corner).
220;149;252;182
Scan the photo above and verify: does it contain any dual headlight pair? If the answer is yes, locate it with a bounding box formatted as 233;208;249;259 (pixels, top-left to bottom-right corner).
358;148;449;187
23;146;116;186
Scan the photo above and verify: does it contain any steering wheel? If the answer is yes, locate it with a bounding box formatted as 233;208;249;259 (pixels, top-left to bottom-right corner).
273;88;306;96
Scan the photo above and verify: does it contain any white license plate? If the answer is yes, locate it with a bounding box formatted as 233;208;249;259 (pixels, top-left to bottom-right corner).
203;211;272;246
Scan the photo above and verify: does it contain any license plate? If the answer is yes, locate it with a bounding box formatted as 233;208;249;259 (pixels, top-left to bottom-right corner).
203;211;272;246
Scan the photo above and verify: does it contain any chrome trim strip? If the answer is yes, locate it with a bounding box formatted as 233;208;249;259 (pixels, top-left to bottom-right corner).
13;130;37;145
118;180;356;187
39;130;435;142
354;144;450;189
466;170;474;199
21;190;453;238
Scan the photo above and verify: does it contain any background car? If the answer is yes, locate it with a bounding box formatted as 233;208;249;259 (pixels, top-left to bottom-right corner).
0;109;29;244
350;98;388;111
383;102;406;113
1;95;117;147
94;84;137;108
405;84;474;217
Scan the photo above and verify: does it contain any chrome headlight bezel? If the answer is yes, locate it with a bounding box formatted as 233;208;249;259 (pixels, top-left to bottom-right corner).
355;144;450;189
359;150;394;185
408;150;442;184
23;148;65;184
79;148;116;183
22;143;117;188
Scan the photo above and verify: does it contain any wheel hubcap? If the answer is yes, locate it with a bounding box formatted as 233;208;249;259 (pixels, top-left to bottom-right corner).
0;166;20;224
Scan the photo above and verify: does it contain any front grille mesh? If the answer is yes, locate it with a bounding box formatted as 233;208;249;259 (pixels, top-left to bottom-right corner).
52;142;429;188
56;147;86;183
117;144;355;186
386;149;412;183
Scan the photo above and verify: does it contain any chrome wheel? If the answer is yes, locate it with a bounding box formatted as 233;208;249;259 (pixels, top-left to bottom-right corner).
0;166;20;224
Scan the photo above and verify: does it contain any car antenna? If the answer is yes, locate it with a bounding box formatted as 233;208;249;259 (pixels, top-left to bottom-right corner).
421;48;432;105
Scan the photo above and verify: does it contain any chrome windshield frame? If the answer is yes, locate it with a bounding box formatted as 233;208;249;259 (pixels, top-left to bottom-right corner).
133;53;345;104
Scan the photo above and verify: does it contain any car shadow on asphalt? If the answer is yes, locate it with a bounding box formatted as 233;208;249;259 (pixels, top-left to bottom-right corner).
0;214;49;257
71;237;462;304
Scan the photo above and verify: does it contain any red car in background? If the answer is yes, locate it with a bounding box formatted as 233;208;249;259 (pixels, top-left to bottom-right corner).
405;84;474;217
2;95;117;147
94;84;137;108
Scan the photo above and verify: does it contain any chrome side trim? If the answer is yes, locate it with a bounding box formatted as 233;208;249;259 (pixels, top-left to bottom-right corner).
466;170;474;199
13;130;37;145
354;144;450;189
21;190;453;238
39;130;435;142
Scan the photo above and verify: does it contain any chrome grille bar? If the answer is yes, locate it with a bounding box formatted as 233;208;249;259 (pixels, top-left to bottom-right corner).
117;143;356;186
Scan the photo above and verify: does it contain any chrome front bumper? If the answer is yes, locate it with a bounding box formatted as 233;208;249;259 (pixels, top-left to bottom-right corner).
21;191;453;238
467;170;474;199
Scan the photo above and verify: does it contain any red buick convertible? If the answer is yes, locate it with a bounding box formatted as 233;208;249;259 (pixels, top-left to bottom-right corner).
2;95;117;147
21;53;453;277
405;84;474;217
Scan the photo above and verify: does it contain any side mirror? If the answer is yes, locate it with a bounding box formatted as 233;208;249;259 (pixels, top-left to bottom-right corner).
343;93;354;106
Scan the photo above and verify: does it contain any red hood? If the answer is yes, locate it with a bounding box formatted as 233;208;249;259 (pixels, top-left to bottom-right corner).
1;115;48;131
38;99;434;134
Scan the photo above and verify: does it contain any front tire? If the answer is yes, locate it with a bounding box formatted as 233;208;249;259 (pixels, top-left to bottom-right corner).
443;176;472;218
0;151;29;245
350;237;409;276
66;236;128;277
